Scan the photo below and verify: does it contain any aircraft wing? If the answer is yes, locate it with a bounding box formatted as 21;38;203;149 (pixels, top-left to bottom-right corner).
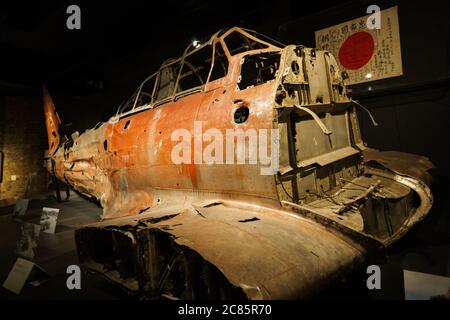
75;200;377;299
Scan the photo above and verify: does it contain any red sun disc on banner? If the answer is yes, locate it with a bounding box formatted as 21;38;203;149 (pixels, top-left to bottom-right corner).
338;31;375;70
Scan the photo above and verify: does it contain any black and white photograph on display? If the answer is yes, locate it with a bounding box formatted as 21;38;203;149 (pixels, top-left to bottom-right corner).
14;223;41;259
39;207;59;234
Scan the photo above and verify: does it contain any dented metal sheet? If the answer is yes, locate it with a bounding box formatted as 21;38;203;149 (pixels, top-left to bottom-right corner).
77;202;368;299
363;148;435;186
147;204;366;299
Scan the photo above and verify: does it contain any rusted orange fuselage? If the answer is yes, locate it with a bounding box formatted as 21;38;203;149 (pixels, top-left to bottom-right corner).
49;44;280;219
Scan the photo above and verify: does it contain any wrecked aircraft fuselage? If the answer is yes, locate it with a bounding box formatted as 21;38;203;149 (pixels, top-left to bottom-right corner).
44;27;433;299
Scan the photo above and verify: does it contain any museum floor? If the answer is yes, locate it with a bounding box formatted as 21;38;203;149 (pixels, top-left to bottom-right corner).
0;192;133;299
0;178;449;300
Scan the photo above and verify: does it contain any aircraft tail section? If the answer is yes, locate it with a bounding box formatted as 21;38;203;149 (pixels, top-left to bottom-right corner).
43;85;61;155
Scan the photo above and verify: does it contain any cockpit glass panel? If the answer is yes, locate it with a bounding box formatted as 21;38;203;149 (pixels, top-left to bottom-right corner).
132;75;157;108
154;61;181;101
177;45;213;92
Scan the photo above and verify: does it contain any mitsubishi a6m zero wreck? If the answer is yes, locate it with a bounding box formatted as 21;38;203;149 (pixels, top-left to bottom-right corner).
44;27;434;299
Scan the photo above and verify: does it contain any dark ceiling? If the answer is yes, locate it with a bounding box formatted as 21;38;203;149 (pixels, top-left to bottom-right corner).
0;0;346;93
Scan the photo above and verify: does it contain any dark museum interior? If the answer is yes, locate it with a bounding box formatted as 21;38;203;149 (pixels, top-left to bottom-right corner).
0;0;449;301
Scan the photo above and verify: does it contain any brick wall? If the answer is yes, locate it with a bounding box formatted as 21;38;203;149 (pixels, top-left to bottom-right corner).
0;96;48;205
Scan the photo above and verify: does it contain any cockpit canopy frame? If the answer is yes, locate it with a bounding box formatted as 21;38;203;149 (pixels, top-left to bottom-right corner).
115;27;284;117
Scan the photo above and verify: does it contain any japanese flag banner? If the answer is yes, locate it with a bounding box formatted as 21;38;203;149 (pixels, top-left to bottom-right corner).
315;6;403;85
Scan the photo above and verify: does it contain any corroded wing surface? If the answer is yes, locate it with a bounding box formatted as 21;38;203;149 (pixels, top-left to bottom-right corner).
76;202;370;299
148;203;368;299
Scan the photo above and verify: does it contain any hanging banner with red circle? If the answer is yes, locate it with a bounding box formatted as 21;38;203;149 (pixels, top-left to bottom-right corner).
315;6;402;85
